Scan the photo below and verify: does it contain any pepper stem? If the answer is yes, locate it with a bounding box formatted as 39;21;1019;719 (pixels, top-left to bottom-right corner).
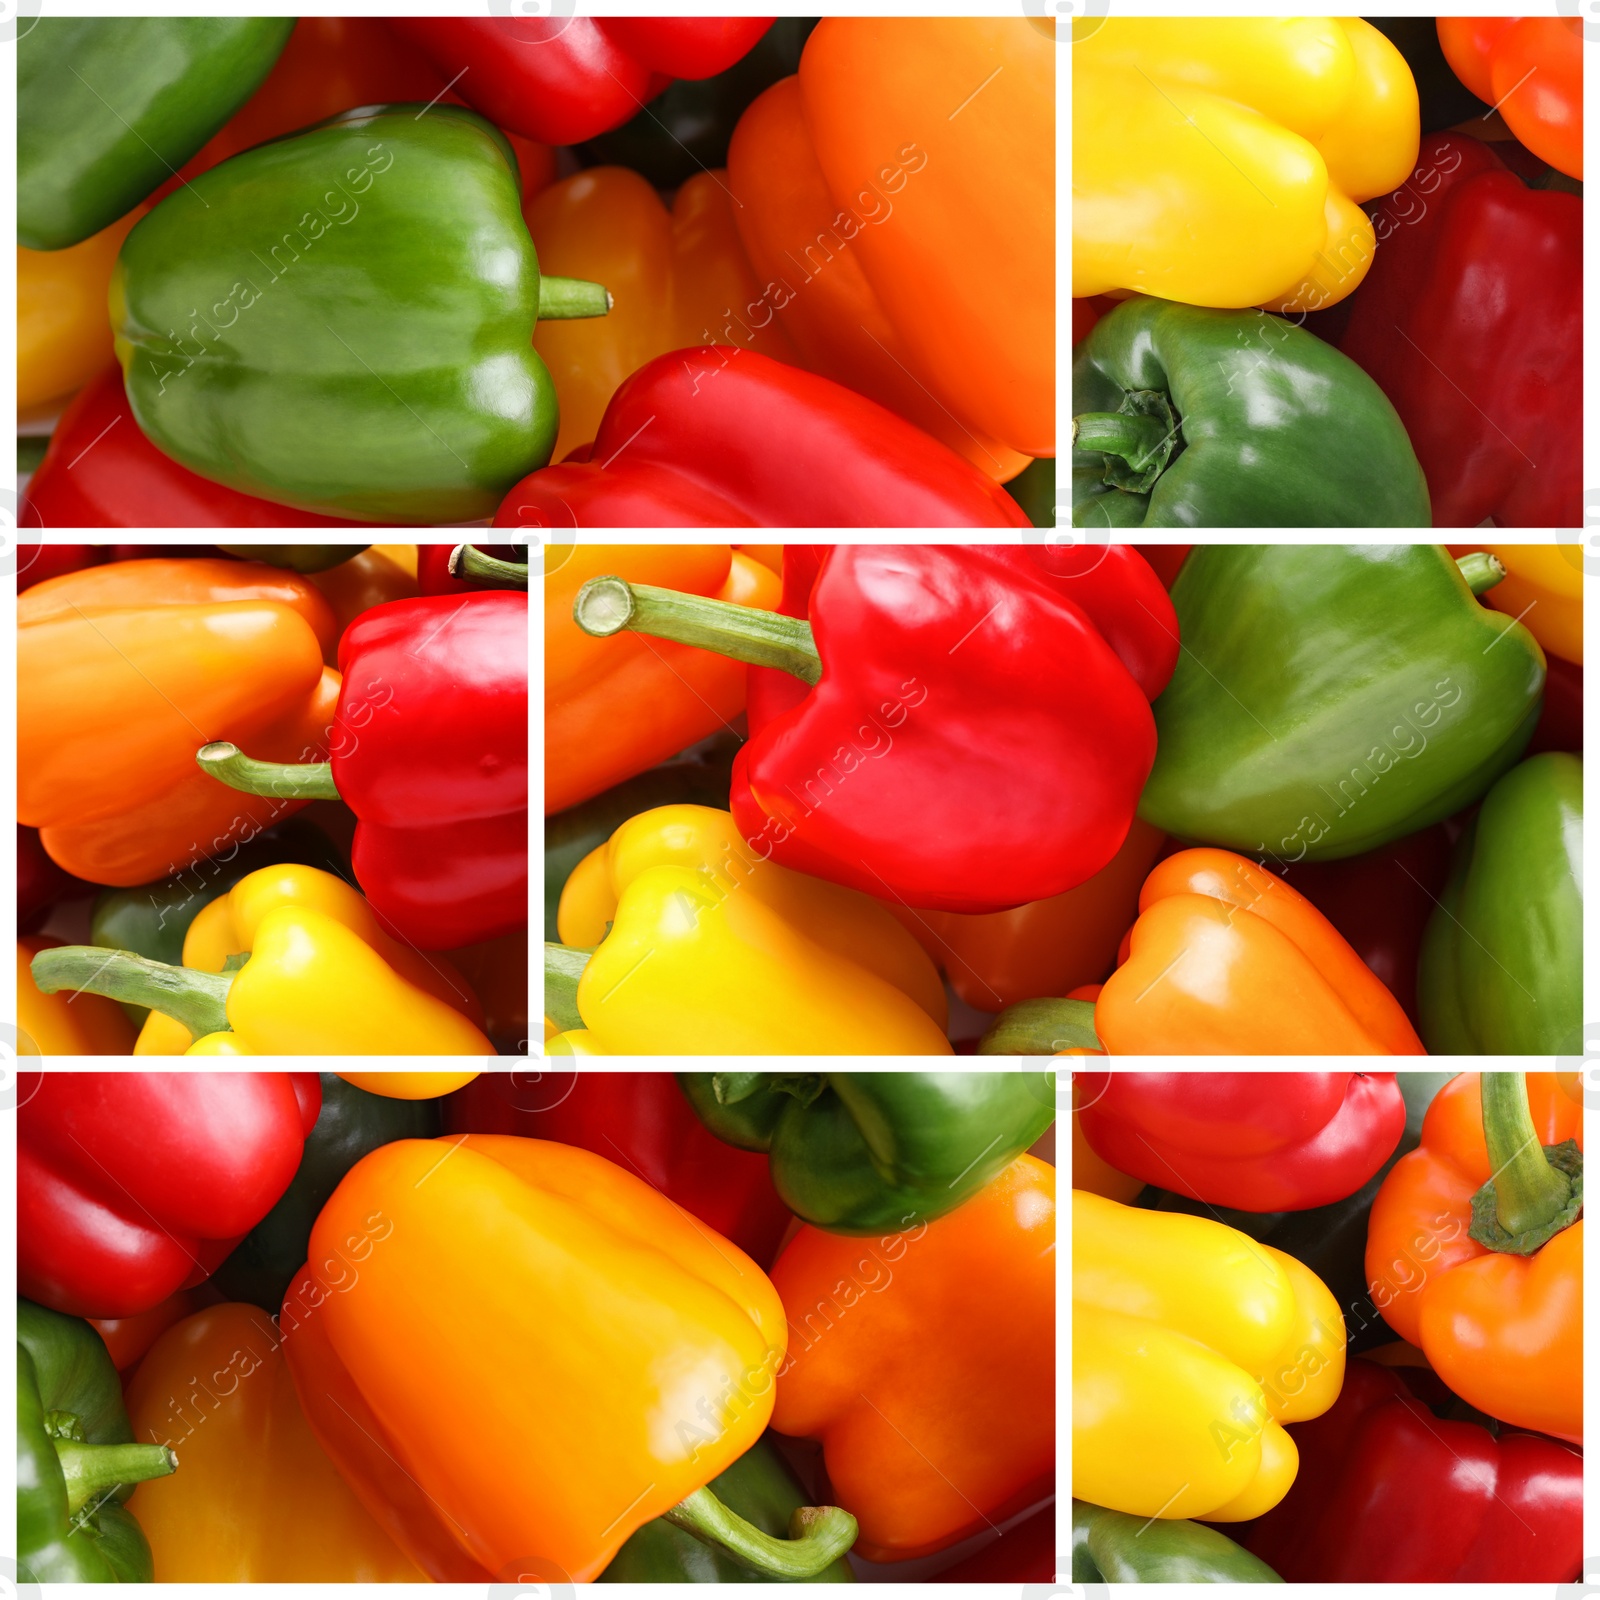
538;275;612;320
1072;410;1169;465
196;741;341;801
543;943;589;1032
573;578;822;686
31;947;232;1040
450;544;528;590
1456;551;1506;597
978;997;1102;1055
1467;1071;1583;1253
665;1486;857;1580
55;1439;176;1517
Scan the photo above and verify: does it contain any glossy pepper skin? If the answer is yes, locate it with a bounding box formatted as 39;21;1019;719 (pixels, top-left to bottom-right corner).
1338;135;1582;528
1140;546;1545;857
1367;19;1490;129
1073;299;1430;527
1455;544;1583;666
1437;17;1582;179
1077;1072;1404;1211
18;1298;177;1583
18;938;139;1058
1074;1191;1345;1522
1419;755;1582;1055
680;1072;1054;1233
1074;1501;1281;1584
17;1072;319;1319
1073;18;1418;311
125;1303;423;1581
18;19;293;250
496;348;1033;528
772;1157;1055;1561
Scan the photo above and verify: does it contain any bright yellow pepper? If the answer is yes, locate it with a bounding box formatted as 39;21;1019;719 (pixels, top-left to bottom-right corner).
1454;544;1582;665
548;804;950;1055
1073;1191;1345;1521
335;1072;480;1099
1072;18;1419;311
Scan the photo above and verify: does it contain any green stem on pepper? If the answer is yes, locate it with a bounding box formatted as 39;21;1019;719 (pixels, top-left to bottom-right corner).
664;1486;857;1580
538;275;613;320
1455;551;1506;597
30;947;233;1039
195;741;341;802
54;1439;176;1518
1467;1071;1582;1253
450;543;528;590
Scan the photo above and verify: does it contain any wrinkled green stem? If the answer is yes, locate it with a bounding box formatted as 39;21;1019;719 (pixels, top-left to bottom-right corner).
56;1439;176;1517
665;1486;857;1580
451;544;528;590
30;946;232;1040
539;275;612;320
979;997;1102;1055
1456;551;1505;597
1073;411;1169;467
196;741;341;801
1467;1071;1583;1253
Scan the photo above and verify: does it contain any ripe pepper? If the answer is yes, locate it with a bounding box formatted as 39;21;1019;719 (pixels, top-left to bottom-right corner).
18;827;90;934
281;1136;857;1580
1073;1502;1280;1584
305;544;420;631
1437;17;1581;179
680;1071;1055;1232
18;938;139;1057
90;1291;205;1374
443;1072;792;1268
941;1505;1057;1583
17;544;104;590
1419;755;1582;1055
18;18;293;250
1140;546;1545;857
112;106;608;524
1367;18;1490;131
547;804;949;1055
772;1156;1055;1561
1073;18;1418;311
496;348;1032;528
1366;1071;1582;1442
31;864;494;1057
1338;135;1582;527
18;1071;320;1319
440;932;529;1055
124;1303;424;1581
1072;299;1430;527
1453;543;1583;664
196;591;527;950
18;1298;177;1583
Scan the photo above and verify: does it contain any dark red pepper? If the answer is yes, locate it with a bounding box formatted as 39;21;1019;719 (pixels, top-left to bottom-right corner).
18;826;90;930
1526;653;1582;757
17;544;103;591
935;1505;1056;1582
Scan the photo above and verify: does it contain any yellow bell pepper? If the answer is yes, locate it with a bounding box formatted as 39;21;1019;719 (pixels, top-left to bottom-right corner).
335;1072;480;1099
17;936;137;1056
1073;17;1419;311
1073;1191;1345;1521
1453;543;1582;665
548;804;950;1055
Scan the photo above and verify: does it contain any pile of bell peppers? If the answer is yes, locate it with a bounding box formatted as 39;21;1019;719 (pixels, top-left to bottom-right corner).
17;541;528;1058
546;540;1581;1057
1072;15;1582;527
16;1068;1057;1583
19;15;1053;530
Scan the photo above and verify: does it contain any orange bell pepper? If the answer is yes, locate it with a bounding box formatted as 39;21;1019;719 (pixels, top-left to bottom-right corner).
729;18;1053;469
1366;1071;1581;1443
19;560;340;886
90;1289;204;1372
1451;543;1582;665
769;1155;1055;1561
546;544;780;813
17;936;137;1056
526;166;799;462
124;1303;424;1580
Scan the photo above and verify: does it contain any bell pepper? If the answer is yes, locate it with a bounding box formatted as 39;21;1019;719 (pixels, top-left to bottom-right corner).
1240;1355;1582;1581
196;591;527;950
19;828;90;934
337;1072;479;1100
1367;18;1491;129
548;804;949;1055
18;18;293;250
1529;653;1582;757
1073;1502;1280;1584
17;544;104;590
1140;546;1544;856
18;1298;177;1583
1437;17;1581;179
497;347;1033;528
18;1071;320;1319
548;546;777;814
1453;543;1583;665
680;1072;1054;1232
1072;18;1418;311
305;544;419;632
1076;1072;1404;1211
1071;1080;1144;1204
124;1303;423;1580
939;1505;1057;1583
443;1072;792;1267
574;544;1175;912
281;1135;857;1580
32;865;493;1057
1073;299;1431;527
112;106;608;524
415;541;525;597
1338;135;1582;527
1366;1071;1582;1441
1003;458;1056;529
391;18;775;145
772;1156;1055;1561
1419;755;1582;1055
1074;1190;1345;1522
90;1291;205;1374
18;938;139;1058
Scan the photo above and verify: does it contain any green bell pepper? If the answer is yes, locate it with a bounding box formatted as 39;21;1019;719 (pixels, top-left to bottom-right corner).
212;1074;442;1311
17;1298;176;1583
19;18;294;252
1073;1500;1281;1583
1419;753;1583;1054
216;545;369;572
1138;546;1545;859
1072;297;1431;527
678;1072;1055;1233
602;1437;853;1583
112;104;609;525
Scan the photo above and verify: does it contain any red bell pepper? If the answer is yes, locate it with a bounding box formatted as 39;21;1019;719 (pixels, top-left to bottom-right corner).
1527;653;1582;757
18;826;90;931
1074;1072;1405;1211
18;1072;320;1319
1437;17;1581;180
389;18;772;145
494;348;1033;529
441;1073;792;1266
1338;133;1581;528
17;544;104;590
1240;1356;1582;1582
